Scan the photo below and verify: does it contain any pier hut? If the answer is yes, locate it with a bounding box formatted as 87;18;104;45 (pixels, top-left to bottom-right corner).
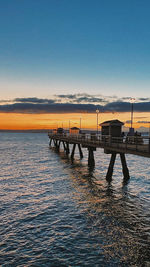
100;119;124;137
52;129;57;134
57;128;64;134
69;127;80;135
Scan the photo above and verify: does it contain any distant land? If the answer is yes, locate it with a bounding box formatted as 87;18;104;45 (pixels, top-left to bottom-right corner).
0;129;149;135
0;129;49;133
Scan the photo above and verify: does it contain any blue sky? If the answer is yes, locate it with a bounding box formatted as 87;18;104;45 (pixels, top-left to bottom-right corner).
0;0;150;99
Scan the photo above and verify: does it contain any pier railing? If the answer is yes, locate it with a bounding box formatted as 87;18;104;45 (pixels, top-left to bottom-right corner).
48;133;150;155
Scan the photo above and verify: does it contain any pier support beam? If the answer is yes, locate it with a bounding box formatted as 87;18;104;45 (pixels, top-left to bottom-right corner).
106;153;116;181
120;153;130;180
53;140;57;147
49;139;52;147
88;148;95;166
66;142;70;155
49;138;56;148
62;141;66;151
106;153;130;181
57;141;61;151
71;144;76;159
78;144;83;159
55;140;60;151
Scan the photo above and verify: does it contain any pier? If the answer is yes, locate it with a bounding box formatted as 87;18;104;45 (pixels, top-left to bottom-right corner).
48;132;150;181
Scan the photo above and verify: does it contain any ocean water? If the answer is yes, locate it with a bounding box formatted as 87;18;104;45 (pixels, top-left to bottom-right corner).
0;133;150;267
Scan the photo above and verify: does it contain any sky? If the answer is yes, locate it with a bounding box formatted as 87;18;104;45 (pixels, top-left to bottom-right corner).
0;0;150;130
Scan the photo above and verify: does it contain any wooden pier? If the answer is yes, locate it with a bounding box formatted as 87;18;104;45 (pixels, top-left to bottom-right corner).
48;133;150;181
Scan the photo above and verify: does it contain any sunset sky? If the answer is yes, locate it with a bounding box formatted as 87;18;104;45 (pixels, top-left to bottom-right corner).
0;0;150;130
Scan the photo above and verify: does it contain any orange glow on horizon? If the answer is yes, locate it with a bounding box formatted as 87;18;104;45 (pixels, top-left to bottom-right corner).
0;112;150;131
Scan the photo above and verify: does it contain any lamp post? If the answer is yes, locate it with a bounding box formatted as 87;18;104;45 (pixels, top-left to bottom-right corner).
130;98;135;131
96;109;99;135
80;117;82;130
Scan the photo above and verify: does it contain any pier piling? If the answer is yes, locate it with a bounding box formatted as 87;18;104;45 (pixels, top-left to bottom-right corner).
66;142;70;155
120;153;130;180
71;144;76;159
78;144;83;159
88;148;95;166
106;153;116;180
49;139;52;147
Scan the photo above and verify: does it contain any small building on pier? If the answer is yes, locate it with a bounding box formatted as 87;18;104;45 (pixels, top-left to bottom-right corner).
52;128;64;134
69;127;80;135
57;128;64;134
52;129;57;134
100;120;124;137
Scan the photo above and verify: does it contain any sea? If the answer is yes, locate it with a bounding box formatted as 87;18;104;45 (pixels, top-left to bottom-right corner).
0;132;150;267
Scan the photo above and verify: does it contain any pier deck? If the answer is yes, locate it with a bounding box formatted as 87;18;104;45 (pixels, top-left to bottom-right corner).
48;133;150;158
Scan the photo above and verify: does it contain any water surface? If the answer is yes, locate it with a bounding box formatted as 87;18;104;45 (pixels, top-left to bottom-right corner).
0;133;150;266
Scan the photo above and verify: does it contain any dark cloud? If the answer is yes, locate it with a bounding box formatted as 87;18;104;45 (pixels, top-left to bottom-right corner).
133;102;150;112
0;103;103;114
138;97;150;101
14;97;55;104
104;101;150;112
0;96;150;114
104;101;130;112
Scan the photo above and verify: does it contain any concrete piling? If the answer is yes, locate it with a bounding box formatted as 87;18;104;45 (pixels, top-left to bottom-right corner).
106;153;116;180
120;153;130;180
88;148;95;166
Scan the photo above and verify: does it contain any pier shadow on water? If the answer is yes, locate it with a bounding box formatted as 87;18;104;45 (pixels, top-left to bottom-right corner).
50;146;150;266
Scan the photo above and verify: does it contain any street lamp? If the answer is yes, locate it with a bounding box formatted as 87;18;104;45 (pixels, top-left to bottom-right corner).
80;117;82;131
96;109;99;135
130;98;135;132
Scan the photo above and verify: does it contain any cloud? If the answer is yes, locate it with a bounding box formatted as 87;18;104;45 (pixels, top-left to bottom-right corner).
104;101;150;112
56;93;108;104
76;96;107;103
137;120;150;124
138;97;150;101
56;94;78;100
104;101;130;112
0;102;103;114
0;95;150;114
14;97;55;104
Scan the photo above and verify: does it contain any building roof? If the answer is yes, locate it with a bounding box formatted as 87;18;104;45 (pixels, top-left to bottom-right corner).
70;127;80;130
100;119;124;127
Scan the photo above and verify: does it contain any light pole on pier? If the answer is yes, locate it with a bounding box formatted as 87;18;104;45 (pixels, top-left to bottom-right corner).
96;109;99;135
80;118;82;131
130;98;135;131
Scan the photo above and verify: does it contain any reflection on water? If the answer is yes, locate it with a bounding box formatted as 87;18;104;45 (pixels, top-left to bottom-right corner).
0;133;150;266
